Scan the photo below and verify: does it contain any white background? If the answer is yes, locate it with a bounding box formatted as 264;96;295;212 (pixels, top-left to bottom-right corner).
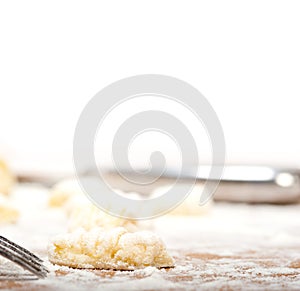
0;0;300;175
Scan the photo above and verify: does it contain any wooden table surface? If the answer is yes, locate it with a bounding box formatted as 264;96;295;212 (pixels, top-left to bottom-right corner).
1;186;300;290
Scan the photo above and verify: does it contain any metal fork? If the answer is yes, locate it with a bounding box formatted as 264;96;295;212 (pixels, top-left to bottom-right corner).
0;236;49;280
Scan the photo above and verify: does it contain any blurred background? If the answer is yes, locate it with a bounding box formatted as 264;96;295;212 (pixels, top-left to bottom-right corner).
0;4;300;288
0;0;300;177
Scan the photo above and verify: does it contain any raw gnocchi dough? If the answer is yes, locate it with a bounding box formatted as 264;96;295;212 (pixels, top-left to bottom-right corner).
48;178;82;209
48;227;174;270
49;179;212;217
153;184;213;216
0;193;19;224
0;159;15;195
68;204;139;232
49;179;141;231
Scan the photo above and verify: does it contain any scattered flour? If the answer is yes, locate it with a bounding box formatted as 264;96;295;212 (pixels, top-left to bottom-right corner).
0;185;299;290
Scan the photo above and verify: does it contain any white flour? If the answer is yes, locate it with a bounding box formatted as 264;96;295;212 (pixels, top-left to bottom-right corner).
0;184;300;290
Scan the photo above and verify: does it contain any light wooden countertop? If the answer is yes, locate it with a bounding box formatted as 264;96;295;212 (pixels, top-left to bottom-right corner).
0;185;300;290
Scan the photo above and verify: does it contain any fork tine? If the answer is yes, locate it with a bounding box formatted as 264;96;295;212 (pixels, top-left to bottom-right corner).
0;237;49;279
0;246;48;279
0;237;46;271
0;237;48;272
0;236;43;262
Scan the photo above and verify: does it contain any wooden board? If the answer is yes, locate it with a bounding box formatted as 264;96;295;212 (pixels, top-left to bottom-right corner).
0;186;300;290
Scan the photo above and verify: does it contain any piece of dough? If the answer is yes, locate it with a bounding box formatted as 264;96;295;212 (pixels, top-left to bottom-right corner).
0;159;15;195
49;178;141;211
50;178;212;217
48;178;83;208
48;227;174;270
0;194;19;224
48;179;144;231
68;204;139;232
153;184;213;216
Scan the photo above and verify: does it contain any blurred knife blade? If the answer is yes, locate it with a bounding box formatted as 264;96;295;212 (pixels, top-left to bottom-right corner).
17;165;300;204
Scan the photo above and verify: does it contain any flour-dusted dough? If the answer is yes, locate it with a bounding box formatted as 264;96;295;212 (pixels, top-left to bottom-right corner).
153;184;213;216
48;227;174;270
49;178;145;231
0;194;19;224
68;204;139;232
49;178;142;211
0;159;15;195
48;178;83;208
50;178;212;218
